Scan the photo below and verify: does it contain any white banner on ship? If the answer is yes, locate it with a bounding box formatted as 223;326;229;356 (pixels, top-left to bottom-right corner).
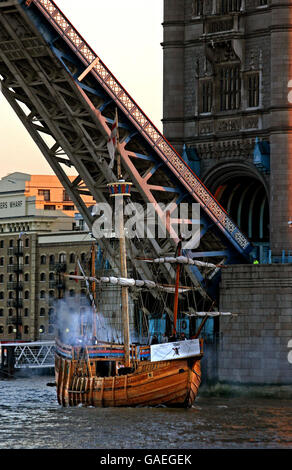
150;339;201;362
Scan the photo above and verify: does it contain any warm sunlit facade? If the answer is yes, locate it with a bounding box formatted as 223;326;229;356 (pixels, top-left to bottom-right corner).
24;174;95;217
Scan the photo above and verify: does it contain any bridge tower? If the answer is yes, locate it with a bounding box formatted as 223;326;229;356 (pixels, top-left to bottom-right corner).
163;0;292;259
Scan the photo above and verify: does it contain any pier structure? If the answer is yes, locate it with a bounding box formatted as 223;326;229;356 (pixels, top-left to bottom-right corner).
0;340;55;376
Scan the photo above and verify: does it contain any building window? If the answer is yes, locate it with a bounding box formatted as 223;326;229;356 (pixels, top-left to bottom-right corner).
59;253;66;263
219;65;241;111
69;289;75;297
69;253;75;264
49;308;55;324
0;309;3;317
25;238;29;248
38;189;51;201
24;273;29;282
193;0;203;16
40;308;46;317
44;205;56;211
40;290;46;299
49;272;55;281
0;257;4;266
8;326;13;334
63;190;71;202
0;326;4;334
0;241;3;248
8;309;13;317
200;80;213;113
24;308;29;317
24;290;30;300
247;72;260;108
40;273;46;282
0;274;3;283
0;292;4;300
220;0;241;14
63;205;75;211
24;325;29;334
24;255;30;265
40;255;46;265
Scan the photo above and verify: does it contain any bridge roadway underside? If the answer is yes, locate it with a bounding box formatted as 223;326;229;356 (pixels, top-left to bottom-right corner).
0;0;252;307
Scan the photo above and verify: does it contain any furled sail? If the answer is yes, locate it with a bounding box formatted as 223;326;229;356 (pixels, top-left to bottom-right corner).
188;312;233;317
64;274;193;293
138;256;221;269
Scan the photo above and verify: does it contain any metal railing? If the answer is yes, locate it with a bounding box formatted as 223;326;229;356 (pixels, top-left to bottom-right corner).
2;341;55;369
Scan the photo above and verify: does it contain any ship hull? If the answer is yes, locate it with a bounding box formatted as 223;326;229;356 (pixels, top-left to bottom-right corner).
55;352;202;408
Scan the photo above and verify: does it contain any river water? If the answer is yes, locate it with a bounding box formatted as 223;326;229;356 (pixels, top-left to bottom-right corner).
0;375;291;449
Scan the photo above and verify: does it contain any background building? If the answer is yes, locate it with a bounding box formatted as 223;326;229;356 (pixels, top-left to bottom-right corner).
0;172;138;345
0;172;95;342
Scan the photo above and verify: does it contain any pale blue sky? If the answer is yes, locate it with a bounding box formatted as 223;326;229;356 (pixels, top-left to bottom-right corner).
0;0;163;177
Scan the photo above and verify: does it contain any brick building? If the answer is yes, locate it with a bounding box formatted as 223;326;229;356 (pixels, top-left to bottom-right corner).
0;172;95;342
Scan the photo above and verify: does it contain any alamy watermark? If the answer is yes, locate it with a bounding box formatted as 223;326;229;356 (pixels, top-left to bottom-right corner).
92;201;201;250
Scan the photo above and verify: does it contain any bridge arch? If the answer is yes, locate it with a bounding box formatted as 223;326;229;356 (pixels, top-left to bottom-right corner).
204;162;269;245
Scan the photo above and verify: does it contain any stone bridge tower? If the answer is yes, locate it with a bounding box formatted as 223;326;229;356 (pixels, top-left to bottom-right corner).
163;0;292;260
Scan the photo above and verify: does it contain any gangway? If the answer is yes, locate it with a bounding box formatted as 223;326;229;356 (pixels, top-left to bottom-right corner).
1;341;55;369
0;0;252;302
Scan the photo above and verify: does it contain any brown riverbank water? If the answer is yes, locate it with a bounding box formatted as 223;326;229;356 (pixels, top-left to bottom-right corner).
0;375;291;449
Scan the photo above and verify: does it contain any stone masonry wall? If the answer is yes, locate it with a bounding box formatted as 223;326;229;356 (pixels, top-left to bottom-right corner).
218;264;292;385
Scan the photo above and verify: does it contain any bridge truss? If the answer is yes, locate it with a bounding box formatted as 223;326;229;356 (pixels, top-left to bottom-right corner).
0;0;252;307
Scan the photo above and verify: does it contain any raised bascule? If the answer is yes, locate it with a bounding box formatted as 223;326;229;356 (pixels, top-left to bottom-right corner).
0;0;252;304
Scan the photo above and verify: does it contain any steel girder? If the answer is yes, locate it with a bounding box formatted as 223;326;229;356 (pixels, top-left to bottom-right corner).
0;0;252;306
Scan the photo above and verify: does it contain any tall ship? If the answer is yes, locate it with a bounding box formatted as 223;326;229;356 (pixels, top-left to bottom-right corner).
54;117;228;408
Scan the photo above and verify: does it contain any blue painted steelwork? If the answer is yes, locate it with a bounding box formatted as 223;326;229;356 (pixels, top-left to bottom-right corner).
182;145;201;177
253;138;270;174
149;313;190;341
149;313;167;343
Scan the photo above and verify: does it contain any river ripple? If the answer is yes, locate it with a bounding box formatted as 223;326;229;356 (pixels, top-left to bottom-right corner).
0;375;291;449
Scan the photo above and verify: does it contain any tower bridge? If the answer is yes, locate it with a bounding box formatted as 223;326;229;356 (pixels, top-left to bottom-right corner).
0;0;252;305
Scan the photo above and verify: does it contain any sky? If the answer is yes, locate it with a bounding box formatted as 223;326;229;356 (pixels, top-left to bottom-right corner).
0;0;164;178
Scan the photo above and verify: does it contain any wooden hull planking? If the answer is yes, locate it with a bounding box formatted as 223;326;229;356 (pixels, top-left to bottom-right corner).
55;354;202;408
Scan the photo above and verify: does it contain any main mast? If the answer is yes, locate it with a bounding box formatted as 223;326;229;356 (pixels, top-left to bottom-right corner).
172;239;182;338
107;109;132;367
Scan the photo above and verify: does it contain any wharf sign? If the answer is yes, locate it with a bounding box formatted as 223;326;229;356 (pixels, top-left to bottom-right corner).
0;198;26;217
